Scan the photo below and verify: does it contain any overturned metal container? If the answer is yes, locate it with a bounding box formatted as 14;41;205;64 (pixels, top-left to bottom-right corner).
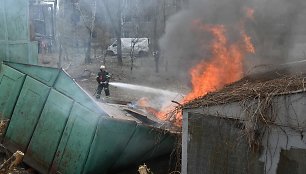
0;61;177;174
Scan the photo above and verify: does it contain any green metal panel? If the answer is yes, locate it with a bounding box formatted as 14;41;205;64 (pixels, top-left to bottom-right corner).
140;133;177;162
5;0;28;41
0;0;38;65
111;125;173;169
29;42;38;64
24;89;73;174
83;118;137;174
51;102;99;174
0;0;7;63
55;71;104;114
0;43;6;62
0;0;6;40
6;62;60;87
0;64;25;119
7;43;29;64
4;76;50;152
5;42;37;65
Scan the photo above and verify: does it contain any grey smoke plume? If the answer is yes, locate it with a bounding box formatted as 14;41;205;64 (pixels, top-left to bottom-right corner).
159;0;306;78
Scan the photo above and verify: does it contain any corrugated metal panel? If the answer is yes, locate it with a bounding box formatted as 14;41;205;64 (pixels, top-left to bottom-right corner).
51;102;100;174
83;117;137;174
24;89;74;174
0;64;25;119
4;76;50;152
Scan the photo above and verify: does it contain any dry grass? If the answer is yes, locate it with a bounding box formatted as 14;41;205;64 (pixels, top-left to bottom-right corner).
183;74;306;109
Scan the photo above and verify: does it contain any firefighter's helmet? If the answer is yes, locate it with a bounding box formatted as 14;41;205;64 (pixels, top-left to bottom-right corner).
100;65;106;70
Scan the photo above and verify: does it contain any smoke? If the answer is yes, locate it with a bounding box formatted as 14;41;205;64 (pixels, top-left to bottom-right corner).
159;0;306;78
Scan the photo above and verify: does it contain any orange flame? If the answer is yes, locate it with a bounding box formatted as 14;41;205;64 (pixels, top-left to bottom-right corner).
242;31;255;53
139;18;255;127
163;20;255;125
183;21;253;103
137;97;150;107
137;97;168;120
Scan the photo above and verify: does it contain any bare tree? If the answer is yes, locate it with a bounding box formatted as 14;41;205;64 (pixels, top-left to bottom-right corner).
116;1;123;66
102;0;123;66
56;0;75;68
76;0;97;64
153;1;159;73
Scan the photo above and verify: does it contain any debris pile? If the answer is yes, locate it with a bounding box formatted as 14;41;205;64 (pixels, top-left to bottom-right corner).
0;150;26;174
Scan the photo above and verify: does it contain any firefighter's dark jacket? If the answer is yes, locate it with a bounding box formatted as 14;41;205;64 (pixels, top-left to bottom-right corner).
96;70;110;83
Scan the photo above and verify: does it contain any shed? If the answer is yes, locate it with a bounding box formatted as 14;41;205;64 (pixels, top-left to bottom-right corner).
182;62;306;174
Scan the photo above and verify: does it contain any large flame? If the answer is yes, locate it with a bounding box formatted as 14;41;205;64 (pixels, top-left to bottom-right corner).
138;10;255;127
177;19;254;125
183;22;246;102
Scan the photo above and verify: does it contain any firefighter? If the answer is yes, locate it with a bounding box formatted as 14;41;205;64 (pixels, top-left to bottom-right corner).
96;65;110;99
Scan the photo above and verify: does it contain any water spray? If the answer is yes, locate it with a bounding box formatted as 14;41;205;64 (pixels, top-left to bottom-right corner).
109;82;183;98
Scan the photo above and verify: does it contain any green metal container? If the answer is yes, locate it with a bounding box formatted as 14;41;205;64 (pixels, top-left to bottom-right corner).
0;61;177;174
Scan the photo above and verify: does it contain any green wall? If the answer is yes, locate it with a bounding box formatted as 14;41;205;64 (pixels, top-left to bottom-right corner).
0;0;38;64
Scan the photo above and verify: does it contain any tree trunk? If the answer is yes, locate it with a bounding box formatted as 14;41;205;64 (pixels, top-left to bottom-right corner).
116;36;122;66
116;3;123;66
130;42;136;72
85;30;92;64
153;2;159;73
58;43;62;68
155;56;159;73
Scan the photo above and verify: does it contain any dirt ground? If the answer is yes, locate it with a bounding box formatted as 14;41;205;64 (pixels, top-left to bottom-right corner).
39;51;189;103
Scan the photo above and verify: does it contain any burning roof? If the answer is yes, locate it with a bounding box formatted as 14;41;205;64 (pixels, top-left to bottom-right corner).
183;61;306;109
